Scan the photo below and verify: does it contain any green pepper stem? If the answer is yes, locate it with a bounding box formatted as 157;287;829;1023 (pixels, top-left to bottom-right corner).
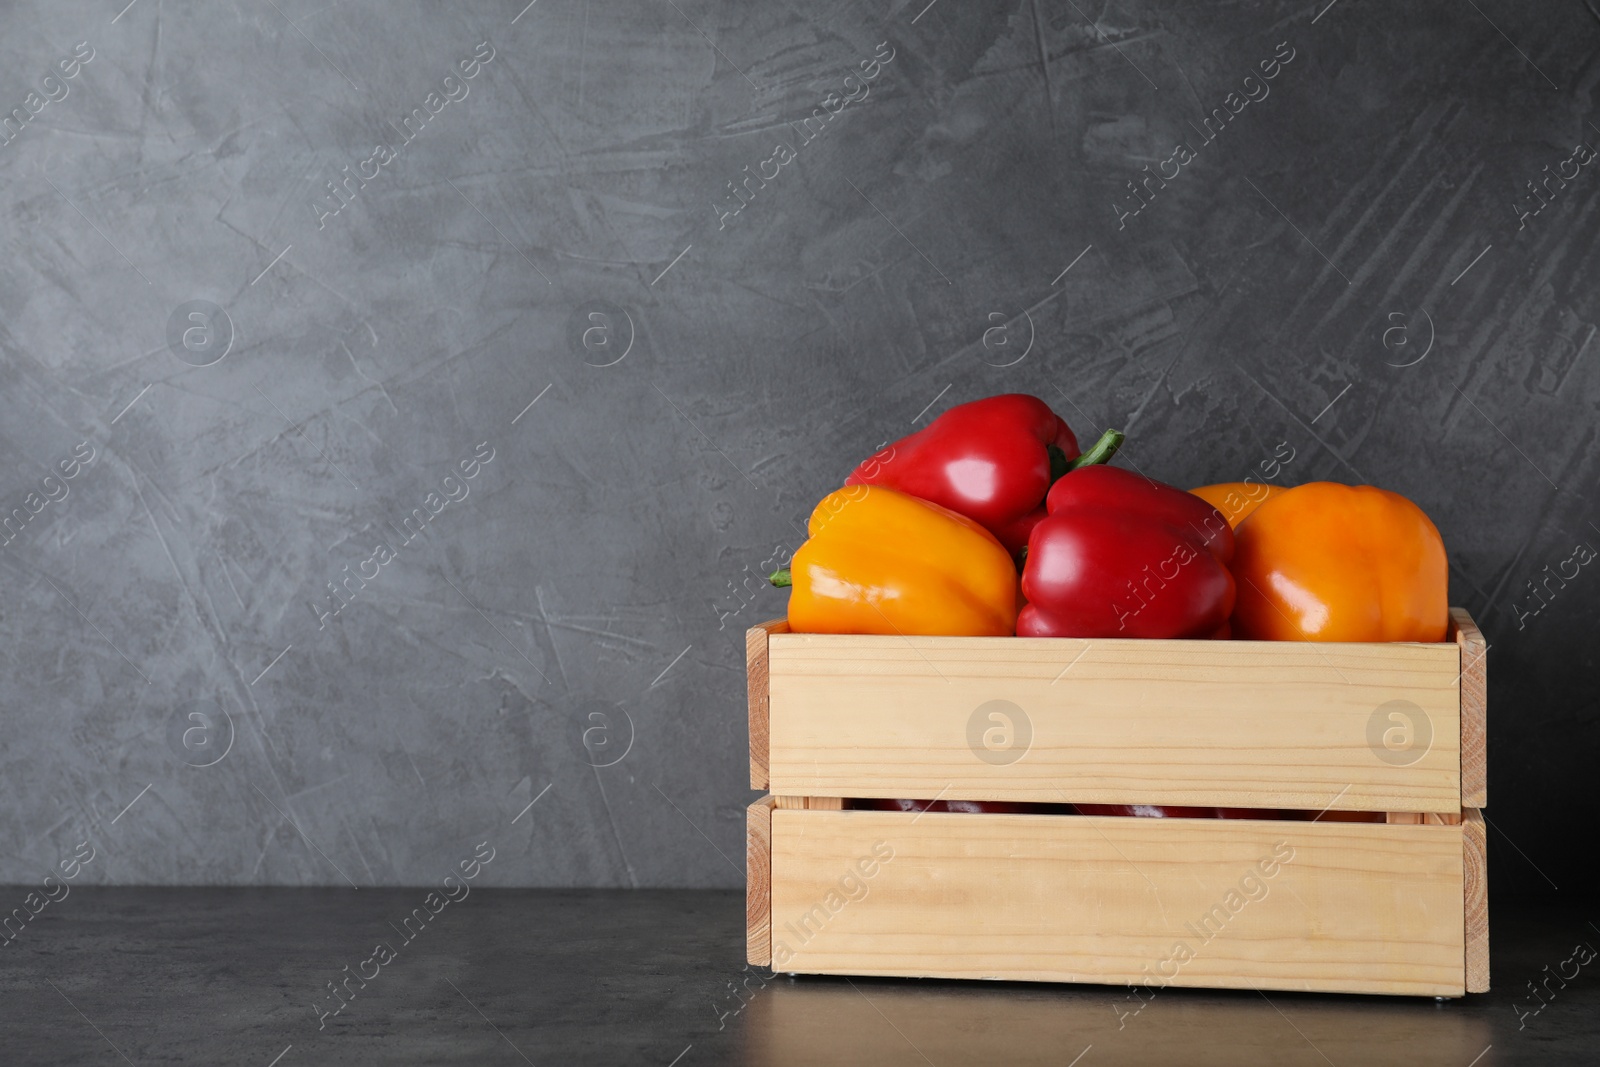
1067;428;1125;471
1046;444;1072;483
768;568;792;587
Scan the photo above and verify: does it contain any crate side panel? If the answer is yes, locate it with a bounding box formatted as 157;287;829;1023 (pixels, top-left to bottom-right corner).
769;810;1466;996
768;633;1461;812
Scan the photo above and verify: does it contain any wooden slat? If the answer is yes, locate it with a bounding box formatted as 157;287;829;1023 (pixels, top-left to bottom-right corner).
769;809;1467;996
773;796;845;810
746;797;775;966
767;631;1462;812
1464;808;1489;992
747;620;787;790
1452;608;1488;808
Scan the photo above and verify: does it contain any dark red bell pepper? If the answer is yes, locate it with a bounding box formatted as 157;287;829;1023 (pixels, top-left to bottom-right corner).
1018;464;1235;638
1074;804;1215;818
1074;804;1290;819
857;798;1063;814
845;394;1080;553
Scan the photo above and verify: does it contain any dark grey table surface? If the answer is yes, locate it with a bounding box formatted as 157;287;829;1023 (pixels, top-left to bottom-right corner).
2;889;1596;1065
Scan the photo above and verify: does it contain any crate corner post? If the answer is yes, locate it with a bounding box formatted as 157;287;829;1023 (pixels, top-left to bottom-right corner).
747;619;785;791
1451;607;1488;809
746;796;775;968
1464;807;1489;993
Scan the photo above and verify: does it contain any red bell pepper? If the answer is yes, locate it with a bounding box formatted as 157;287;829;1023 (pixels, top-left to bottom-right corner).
857;798;1060;814
1018;464;1235;638
1075;804;1290;819
1074;804;1215;818
844;394;1081;553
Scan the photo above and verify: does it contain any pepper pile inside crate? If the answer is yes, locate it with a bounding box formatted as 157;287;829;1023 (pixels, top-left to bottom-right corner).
771;392;1449;646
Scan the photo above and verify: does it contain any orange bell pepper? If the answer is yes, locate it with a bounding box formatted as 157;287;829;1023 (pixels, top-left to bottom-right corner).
1188;482;1288;530
771;485;1018;636
1230;482;1448;642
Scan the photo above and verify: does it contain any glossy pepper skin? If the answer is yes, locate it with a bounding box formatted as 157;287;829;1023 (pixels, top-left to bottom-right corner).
1073;804;1215;818
1018;465;1236;639
844;394;1079;553
779;485;1019;637
1076;804;1291;819
1229;482;1448;642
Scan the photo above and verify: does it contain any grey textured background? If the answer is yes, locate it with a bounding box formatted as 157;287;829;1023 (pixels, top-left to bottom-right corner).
0;0;1595;901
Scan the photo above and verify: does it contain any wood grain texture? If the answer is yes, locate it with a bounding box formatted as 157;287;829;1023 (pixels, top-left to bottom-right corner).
746;797;775;967
747;620;787;790
766;630;1463;812
769;809;1467;996
773;796;844;809
1464;808;1490;993
1387;812;1461;825
1452;608;1488;808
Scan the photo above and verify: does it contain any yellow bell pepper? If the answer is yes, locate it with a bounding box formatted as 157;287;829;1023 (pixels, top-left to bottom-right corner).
1188;482;1288;529
772;485;1018;636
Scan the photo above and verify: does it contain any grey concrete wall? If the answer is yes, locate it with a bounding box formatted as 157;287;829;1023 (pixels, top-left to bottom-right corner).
0;0;1593;898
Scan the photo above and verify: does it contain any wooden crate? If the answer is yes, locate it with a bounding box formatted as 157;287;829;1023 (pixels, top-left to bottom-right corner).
745;609;1488;997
